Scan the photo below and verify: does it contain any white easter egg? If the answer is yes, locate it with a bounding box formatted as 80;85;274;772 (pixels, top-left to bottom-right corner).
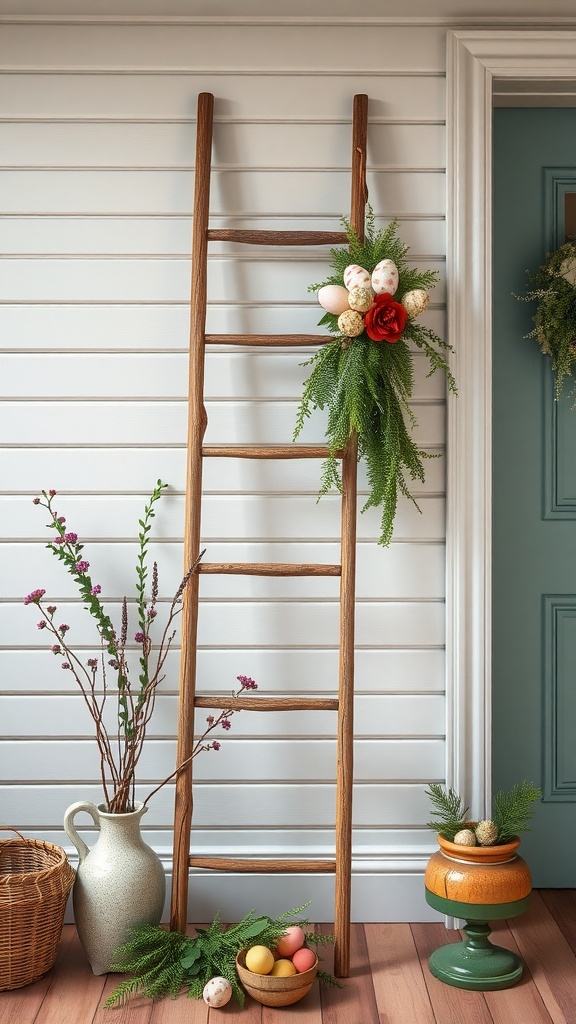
317;284;350;315
343;264;371;292
371;259;399;296
203;976;233;1007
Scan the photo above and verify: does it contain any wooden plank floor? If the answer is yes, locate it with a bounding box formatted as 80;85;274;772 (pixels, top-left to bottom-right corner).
1;891;575;1024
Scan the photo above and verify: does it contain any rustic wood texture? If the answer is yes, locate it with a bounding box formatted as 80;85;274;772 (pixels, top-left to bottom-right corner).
198;562;341;576
202;444;343;458
188;857;336;872
204;333;333;345
193;696;339;711
332;92;367;979
170;92;368;970
1;899;574;1024
170;90;214;935
207;229;348;245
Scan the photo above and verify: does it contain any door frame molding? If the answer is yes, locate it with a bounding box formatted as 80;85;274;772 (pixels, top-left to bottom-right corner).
446;29;576;814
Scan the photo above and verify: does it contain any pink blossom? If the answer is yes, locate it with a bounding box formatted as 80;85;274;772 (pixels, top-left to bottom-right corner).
134;631;146;643
212;740;221;751
221;718;231;731
24;589;46;605
37;621;46;630
51;645;61;655
206;715;215;726
47;606;57;614
75;560;89;573
64;532;78;543
59;624;70;634
237;675;258;690
49;489;57;496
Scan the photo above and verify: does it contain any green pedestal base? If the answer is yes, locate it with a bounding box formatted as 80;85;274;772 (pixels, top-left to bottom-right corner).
428;922;524;991
424;889;530;991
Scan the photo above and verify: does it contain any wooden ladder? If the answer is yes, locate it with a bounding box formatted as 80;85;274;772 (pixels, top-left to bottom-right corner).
170;92;368;978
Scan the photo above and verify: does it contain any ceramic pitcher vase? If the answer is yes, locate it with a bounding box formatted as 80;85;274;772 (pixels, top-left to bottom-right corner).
64;800;166;975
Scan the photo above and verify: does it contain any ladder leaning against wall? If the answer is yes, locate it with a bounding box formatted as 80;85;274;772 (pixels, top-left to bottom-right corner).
170;92;369;978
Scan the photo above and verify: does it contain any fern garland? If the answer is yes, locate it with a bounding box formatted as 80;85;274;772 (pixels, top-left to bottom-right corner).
105;902;338;1008
294;209;456;546
516;240;576;402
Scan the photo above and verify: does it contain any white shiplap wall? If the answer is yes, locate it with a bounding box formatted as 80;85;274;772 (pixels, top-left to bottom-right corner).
0;18;448;922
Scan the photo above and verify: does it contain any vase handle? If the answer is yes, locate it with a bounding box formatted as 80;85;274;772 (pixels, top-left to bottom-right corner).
63;800;100;864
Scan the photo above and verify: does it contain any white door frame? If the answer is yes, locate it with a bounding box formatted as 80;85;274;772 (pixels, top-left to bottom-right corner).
446;29;576;815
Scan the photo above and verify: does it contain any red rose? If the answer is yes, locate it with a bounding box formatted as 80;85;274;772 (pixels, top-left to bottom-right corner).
364;292;407;343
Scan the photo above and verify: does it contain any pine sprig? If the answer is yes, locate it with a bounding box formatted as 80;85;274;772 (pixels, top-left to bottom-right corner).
425;784;469;841
492;781;542;844
297;209;455;546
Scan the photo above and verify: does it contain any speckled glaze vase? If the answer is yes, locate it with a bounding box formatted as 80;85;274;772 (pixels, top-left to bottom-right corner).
63;800;165;975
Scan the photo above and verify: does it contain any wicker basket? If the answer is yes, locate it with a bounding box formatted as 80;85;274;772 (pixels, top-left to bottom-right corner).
0;828;76;990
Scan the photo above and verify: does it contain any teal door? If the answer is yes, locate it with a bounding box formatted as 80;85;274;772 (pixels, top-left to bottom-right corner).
493;108;576;885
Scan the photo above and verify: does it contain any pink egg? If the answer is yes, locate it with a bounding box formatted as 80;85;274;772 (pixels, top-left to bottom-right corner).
274;925;305;958
292;947;317;973
317;284;350;316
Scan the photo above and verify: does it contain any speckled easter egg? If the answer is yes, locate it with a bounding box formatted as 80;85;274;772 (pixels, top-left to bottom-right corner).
317;284;350;315
348;285;375;313
401;288;429;318
371;258;399;295
343;264;371;292
203;976;233;1007
337;309;365;337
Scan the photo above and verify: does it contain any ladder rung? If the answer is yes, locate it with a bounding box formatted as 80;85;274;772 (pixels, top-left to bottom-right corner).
205;334;330;347
189;856;337;872
194;696;339;711
199;562;341;577
207;229;347;246
202;444;344;459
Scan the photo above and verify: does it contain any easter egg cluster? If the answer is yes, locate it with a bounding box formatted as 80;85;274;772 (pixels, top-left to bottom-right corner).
244;926;316;977
317;259;429;340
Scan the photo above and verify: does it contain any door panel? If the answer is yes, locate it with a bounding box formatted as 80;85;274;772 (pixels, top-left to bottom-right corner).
493;107;576;886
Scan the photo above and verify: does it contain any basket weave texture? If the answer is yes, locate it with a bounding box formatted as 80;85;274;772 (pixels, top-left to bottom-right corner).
0;829;76;990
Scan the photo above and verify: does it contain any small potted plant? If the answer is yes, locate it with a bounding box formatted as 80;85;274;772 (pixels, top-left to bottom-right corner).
423;780;541;990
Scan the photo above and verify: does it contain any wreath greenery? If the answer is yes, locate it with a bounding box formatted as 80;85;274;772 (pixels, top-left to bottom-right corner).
516;240;576;402
293;208;456;546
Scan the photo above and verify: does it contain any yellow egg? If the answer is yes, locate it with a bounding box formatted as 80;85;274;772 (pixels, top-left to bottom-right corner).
245;945;275;975
270;958;297;977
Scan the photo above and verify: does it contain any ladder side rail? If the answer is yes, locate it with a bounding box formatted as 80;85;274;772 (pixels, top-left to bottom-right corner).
333;92;367;979
170;91;214;934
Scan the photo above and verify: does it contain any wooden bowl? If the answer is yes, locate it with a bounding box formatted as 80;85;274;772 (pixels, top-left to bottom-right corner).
235;949;318;1007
